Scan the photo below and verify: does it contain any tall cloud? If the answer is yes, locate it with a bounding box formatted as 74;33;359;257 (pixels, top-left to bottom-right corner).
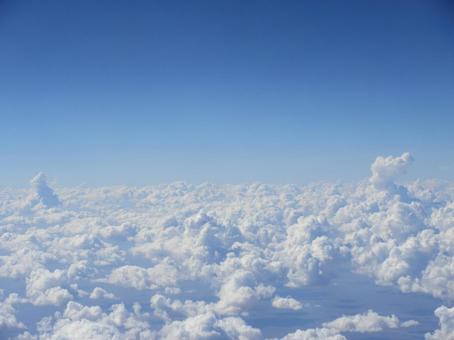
370;152;413;191
28;172;60;208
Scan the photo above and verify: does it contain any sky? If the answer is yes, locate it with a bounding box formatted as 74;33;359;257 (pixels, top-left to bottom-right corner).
1;0;453;186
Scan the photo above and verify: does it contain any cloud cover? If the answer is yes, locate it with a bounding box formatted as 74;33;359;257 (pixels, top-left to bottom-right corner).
0;153;453;339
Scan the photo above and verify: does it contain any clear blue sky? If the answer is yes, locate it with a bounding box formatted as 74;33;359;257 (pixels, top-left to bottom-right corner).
1;0;453;186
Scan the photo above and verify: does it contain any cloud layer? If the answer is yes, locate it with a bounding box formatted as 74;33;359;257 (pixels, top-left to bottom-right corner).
0;153;453;339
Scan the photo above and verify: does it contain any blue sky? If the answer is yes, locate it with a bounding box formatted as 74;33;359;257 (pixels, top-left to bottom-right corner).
1;0;453;186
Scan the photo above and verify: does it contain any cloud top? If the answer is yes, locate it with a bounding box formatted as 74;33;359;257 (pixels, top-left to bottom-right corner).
0;154;452;339
370;152;414;190
28;172;60;207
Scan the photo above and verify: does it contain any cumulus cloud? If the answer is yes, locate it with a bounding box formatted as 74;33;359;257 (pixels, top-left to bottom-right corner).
281;327;345;340
149;294;211;322
323;309;417;332
282;310;417;339
28;172;60;208
106;261;179;291
159;312;261;340
272;296;303;310
36;301;154;339
425;306;454;340
107;265;151;290
0;301;25;330
215;270;275;315
0;153;452;338
26;268;73;306
370;152;413;190
89;287;116;300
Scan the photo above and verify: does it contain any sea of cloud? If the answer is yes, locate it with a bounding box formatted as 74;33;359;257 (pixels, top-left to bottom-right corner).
0;153;453;339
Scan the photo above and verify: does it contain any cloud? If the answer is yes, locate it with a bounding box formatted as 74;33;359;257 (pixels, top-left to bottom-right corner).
215;270;275;315
89;287;116;300
36;301;154;339
107;265;151;290
0;301;25;330
282;310;417;339
107;261;179;290
271;296;303;310
0;153;452;338
323;309;418;332
370;152;413;190
28;173;60;208
281;328;346;340
150;294;211;322
26;269;72;306
425;306;454;340
159;312;261;340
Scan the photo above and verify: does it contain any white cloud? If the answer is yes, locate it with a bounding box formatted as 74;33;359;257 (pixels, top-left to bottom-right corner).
370;152;413;190
150;294;211;322
0;301;25;330
26;268;73;306
107;265;151;290
159;312;261;340
89;287;116;300
0;153;452;338
28;173;60;208
425;306;454;340
215;270;275;315
282;310;417;339
323;309;417;333
281;328;346;340
36;301;155;339
272;296;303;310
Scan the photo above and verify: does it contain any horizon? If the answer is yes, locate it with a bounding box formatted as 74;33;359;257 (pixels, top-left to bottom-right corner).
3;152;442;189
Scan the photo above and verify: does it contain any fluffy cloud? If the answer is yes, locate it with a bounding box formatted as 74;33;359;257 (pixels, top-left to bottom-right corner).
36;301;154;339
271;296;303;310
215;270;275;315
0;301;25;330
26;268;73;306
425;306;454;340
323;309;417;332
0;154;453;338
107;262;179;290
282;310;417;339
27;173;60;208
369;152;413;190
281;328;345;340
159;312;261;340
89;287;116;300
